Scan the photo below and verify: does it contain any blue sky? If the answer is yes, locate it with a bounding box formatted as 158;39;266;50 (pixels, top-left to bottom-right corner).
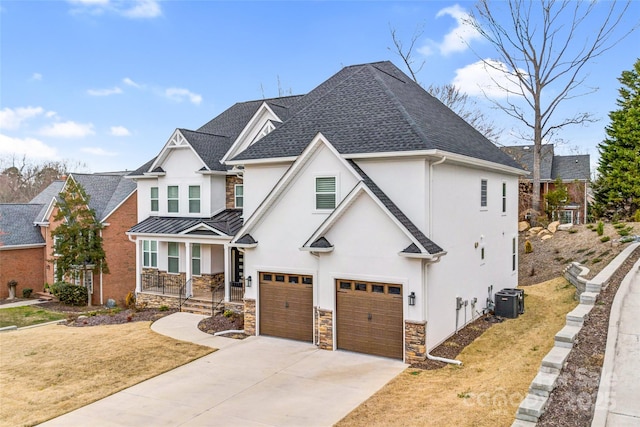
1;1;638;174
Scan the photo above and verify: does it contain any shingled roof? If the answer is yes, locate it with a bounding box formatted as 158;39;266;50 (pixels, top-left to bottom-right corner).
72;173;137;222
231;61;521;169
502;145;590;181
0;204;46;247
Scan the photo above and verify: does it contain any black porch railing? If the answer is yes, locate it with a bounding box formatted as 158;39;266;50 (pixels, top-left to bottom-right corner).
141;272;186;296
230;281;245;302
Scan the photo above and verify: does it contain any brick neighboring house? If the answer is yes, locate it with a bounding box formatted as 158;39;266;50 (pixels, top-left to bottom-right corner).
0;173;137;304
502;145;590;224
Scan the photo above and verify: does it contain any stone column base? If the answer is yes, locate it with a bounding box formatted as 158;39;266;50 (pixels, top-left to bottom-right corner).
317;308;333;350
405;320;427;364
244;298;256;335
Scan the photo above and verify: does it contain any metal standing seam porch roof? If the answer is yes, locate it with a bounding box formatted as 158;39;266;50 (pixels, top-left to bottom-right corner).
128;209;243;237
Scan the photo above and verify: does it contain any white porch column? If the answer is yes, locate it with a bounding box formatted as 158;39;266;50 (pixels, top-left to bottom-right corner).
185;242;192;297
135;239;142;293
223;243;230;302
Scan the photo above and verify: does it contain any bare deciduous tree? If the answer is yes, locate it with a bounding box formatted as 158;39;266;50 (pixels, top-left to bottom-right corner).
468;0;637;222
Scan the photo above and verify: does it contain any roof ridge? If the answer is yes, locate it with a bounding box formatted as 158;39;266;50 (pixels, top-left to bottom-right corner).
178;128;229;139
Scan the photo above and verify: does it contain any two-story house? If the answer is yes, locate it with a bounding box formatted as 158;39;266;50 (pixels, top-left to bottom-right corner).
128;61;524;364
0;173;136;305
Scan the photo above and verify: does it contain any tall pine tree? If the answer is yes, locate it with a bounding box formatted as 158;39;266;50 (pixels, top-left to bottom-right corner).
51;178;109;284
594;59;640;220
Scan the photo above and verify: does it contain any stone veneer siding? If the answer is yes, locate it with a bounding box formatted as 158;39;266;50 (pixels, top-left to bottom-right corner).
225;175;243;209
136;292;180;309
405;320;427;364
192;272;224;296
317;308;334;350
244;298;256;335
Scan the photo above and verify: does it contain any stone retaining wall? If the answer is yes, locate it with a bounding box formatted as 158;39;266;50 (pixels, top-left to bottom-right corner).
563;262;590;296
404;320;427;364
136;292;179;309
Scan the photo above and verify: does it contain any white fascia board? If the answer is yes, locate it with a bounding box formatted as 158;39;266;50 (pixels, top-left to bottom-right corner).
0;243;46;251
225;156;297;166
299;246;334;252
179;223;228;237
197;170;228;176
398;250;447;261
149;129;208;173
221;102;283;164
229;242;258;249
125;232;231;244
37;197;58;224
346;149;527;176
100;189;136;223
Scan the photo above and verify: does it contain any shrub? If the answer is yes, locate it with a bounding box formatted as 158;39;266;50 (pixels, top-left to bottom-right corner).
125;291;136;309
568;229;578;234
618;226;634;237
524;240;533;253
635;209;640;223
600;236;611;243
22;288;33;298
596;221;604;236
159;305;169;312
614;223;626;229
223;309;234;318
57;283;88;306
50;282;68;297
586;224;594;230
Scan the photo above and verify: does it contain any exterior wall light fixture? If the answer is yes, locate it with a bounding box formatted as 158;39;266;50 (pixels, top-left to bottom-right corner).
246;276;252;287
408;291;416;306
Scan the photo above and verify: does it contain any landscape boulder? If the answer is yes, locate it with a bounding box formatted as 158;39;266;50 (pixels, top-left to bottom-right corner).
541;234;553;241
530;226;544;235
558;223;573;231
519;221;530;232
548;221;560;233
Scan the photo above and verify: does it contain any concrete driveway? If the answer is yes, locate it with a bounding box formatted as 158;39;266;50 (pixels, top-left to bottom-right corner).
40;315;406;426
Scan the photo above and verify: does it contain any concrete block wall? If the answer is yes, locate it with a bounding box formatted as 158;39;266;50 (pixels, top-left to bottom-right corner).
512;242;639;426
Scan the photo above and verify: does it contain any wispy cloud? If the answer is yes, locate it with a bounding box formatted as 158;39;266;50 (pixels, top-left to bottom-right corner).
87;86;123;96
67;0;161;19
0;134;58;159
40;121;95;138
452;59;524;98
81;147;117;156
418;4;482;56
164;88;202;105
0;106;45;130
31;73;43;81
122;77;142;88
110;125;130;136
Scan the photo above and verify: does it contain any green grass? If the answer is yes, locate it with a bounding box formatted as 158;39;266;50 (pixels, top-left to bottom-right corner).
0;306;67;328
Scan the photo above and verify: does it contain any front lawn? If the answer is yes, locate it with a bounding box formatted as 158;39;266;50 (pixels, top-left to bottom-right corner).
0;306;67;328
338;277;577;427
0;322;214;427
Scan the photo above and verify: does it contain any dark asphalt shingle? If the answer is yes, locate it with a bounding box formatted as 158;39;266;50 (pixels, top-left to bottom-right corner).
502;145;590;181
0;204;46;247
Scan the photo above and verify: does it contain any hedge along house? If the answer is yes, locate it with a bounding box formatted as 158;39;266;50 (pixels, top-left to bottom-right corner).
0;173;137;305
127;61;524;363
225;61;525;363
125;96;302;310
502;145;590;224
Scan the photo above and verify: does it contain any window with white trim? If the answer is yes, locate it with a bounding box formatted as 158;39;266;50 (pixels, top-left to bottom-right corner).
191;244;201;276
189;185;200;213
53;235;61;256
84;270;93;293
512;237;517;272
315;177;336;210
168;242;179;274
480;179;488;208
257;121;275;140
234;184;243;208
502;182;507;213
143;240;158;268
151;187;159;212
167;186;179;213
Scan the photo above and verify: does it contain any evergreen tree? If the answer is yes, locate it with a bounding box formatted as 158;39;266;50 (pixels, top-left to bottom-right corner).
51;178;109;283
594;59;640;220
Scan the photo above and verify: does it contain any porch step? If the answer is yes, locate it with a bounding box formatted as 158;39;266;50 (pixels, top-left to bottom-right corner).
34;292;57;301
181;298;223;316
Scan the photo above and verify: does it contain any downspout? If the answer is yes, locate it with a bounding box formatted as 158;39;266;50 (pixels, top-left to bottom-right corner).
99;229;103;305
429;156;446;237
422;257;462;366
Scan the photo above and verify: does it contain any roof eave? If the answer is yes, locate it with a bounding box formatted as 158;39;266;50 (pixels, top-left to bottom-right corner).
398;250;447;260
299;246;334;253
225;156;297;166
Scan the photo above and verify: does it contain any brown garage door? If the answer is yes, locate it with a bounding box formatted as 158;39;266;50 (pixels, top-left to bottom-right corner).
336;279;403;359
259;272;313;342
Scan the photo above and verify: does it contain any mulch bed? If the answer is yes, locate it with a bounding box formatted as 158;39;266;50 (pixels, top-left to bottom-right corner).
410;315;502;370
537;246;640;427
32;302;179;326
197;312;246;339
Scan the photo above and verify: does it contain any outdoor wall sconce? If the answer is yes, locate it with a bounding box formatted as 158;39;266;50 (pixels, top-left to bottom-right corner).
408;291;416;306
246;276;252;287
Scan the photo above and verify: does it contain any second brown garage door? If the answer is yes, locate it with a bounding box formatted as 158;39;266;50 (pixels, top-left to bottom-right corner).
259;272;313;342
336;279;403;359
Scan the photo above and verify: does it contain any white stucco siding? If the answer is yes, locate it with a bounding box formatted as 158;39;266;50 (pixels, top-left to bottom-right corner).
209;175;226;215
318;193;423;320
158;148;211;217
242;163;290;219
136;179;157;221
426;162;519;348
242;144;359;301
355;158;428;231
